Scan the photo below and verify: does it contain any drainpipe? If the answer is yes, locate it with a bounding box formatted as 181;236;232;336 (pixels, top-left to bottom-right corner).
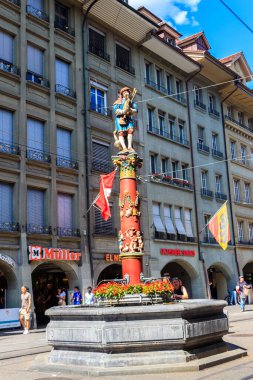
185;67;210;298
81;1;100;284
220;84;240;277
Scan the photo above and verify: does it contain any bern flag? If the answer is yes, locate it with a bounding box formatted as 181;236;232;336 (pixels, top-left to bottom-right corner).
208;202;231;250
95;170;116;221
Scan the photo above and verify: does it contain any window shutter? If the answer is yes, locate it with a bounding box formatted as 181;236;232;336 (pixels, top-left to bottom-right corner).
27;189;44;225
57;128;71;158
0;183;13;223
92;141;110;172
0;31;13;63
27;46;43;75
95;208;113;234
57;193;73;228
0;109;12;144
27;118;44;150
184;209;194;238
56;59;69;87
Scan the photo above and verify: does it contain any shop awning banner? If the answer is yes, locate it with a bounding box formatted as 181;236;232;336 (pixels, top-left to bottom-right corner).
95;170;116;221
208;201;231;250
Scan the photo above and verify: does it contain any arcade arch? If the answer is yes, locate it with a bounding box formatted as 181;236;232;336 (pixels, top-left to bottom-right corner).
0;259;18;308
97;264;122;285
207;262;233;300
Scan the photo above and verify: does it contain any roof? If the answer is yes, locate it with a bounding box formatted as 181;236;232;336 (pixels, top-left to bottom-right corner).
220;52;242;64
177;31;211;51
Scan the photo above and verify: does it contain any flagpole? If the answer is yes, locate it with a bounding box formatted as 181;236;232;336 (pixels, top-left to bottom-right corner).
198;200;228;235
86;194;100;214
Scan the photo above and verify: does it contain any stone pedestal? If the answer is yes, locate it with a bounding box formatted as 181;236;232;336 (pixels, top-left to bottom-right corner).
31;300;247;376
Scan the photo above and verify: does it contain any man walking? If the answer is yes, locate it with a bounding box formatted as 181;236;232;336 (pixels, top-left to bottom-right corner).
236;276;251;312
19;286;31;334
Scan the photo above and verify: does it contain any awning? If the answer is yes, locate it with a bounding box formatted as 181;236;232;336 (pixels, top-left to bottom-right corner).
164;207;176;234
185;209;194;238
174;207;186;235
153;204;166;233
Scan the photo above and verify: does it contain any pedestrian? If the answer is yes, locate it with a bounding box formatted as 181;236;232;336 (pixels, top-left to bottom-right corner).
171;277;189;300
56;287;66;306
85;286;95;305
71;286;82;305
19;286;31;334
44;283;57;309
236;275;251;312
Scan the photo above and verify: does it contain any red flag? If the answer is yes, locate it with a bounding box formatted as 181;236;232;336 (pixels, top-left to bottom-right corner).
95;170;116;221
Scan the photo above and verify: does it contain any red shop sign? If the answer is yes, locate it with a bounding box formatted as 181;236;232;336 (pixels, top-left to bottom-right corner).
28;246;81;261
160;248;195;257
104;254;121;262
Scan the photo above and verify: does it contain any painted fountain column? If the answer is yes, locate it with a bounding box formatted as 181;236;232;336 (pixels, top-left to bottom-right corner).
112;86;143;284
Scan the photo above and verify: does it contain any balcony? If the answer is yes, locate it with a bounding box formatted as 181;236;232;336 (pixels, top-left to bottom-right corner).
7;0;20;6
215;192;228;201
27;224;52;235
148;126;189;146
208;107;220;118
0;222;19;232
212;149;223;159
55;84;76;99
57;227;80;237
116;59;135;75
92;159;114;173
172;94;187;104
0;141;20;155
201;188;213;198
238;240;253;246
54;21;75;37
194;99;206;111
90;102;112;117
56;156;78;170
88;44;110;62
0;58;19;75
197;142;210;154
26;5;49;22
145;78;167;93
26;149;51;163
225;115;253;134
26;70;49;88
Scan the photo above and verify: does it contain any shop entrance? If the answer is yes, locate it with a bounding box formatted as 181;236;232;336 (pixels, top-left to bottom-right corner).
161;262;192;297
0;261;18;308
32;262;72;325
97;264;122;285
208;266;228;300
243;262;253;285
0;271;7;309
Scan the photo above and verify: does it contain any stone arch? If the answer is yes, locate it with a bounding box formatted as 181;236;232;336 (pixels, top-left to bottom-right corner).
0;259;18;308
95;263;122;285
207;262;233;300
31;260;79;287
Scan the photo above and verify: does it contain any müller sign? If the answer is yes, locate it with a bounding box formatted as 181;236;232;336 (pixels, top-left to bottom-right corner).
28;246;81;262
160;248;195;257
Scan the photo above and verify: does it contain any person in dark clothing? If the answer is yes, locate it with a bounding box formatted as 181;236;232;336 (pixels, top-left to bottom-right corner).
171;277;189;300
44;283;57;310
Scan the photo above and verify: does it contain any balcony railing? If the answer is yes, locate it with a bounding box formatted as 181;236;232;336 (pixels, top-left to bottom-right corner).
57;227;80;237
0;58;20;75
215;192;228;201
172;94;187;104
197;142;210;154
208;107;220;118
92;159;114;173
145;78;166;93
212;149;223;158
0;141;20;155
26;5;49;22
151;174;193;190
116;59;135;75
88;44;110;62
148;126;189;146
54;21;75;36
56;156;78;170
0;222;20;232
27;224;52;234
26;70;49;88
90;102;112;117
26;149;51;163
55;84;76;98
7;0;20;6
203;236;218;244
238;240;253;246
194;99;207;111
201;188;213;198
225;115;253;134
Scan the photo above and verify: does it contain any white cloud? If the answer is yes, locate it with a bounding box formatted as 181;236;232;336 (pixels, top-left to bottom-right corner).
128;0;202;26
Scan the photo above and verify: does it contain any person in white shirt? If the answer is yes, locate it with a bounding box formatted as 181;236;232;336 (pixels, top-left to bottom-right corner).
85;286;95;305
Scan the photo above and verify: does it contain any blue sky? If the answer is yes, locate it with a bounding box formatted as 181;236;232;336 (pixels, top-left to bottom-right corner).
128;0;253;88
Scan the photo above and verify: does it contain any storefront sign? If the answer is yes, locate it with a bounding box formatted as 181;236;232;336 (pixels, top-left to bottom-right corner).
0;253;16;269
160;248;195;257
28;246;81;262
0;308;20;329
104;254;121;262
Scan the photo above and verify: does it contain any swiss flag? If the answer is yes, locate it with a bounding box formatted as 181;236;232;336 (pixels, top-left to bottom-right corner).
95;170;116;221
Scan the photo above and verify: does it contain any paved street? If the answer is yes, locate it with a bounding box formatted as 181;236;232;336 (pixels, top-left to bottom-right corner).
1;305;253;380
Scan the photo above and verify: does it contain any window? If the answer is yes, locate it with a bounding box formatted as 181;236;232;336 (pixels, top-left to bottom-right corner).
153;203;166;236
238;112;244;125
116;43;134;74
164;205;176;237
27;118;44;160
174;207;186;238
169;115;176;139
237;221;244;242
244;183;251;204
0;183;13;224
89;27;109;61
145;62;152;83
57;128;71;159
147;108;155;131
172;161;178;179
241;145;247;165
57;193;73;228
27;0;48;22
198;126;204;146
156;68;162;91
248;118;253;131
182;164;189;181
204;214;211;240
161;157;168;174
0;109;12;144
249;223;253;243
227;106;233;118
194;85;201;104
175;79;182;100
230;141;236;160
233;179;240;202
215;175;221;194
208;94;215;111
27;45;44;85
27;188;44;229
90;82;108;116
0;31;13;64
158;111;165;136
95;206;113;235
167;74;173;95
55;2;68;29
92;141;111;173
201;171;207;189
184;209;194;239
150;154;157;174
55;59;69;88
179;120;186;144
251;150;253;166
27;0;43;9
212;133;218;151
